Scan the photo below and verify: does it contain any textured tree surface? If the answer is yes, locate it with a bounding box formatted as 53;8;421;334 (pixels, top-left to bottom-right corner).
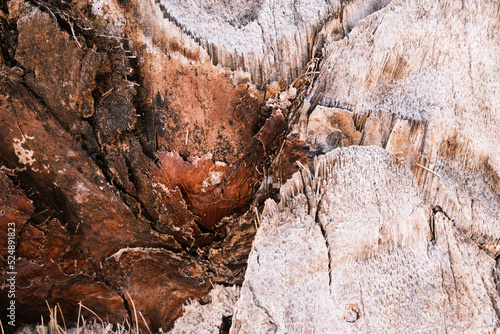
0;0;269;330
232;147;500;333
0;0;499;332
230;0;500;333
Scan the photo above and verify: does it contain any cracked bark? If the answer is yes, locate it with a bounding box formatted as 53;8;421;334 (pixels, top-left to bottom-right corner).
247;283;278;333
0;0;334;329
1;0;500;332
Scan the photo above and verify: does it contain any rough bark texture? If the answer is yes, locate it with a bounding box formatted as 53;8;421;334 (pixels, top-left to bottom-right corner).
0;0;499;332
232;147;500;333
231;0;500;332
0;0;267;330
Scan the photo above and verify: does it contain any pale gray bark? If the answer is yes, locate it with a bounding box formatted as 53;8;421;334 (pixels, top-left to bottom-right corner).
230;0;500;332
232;147;500;333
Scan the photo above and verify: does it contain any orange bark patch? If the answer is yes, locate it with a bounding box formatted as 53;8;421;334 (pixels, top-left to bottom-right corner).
154;151;257;230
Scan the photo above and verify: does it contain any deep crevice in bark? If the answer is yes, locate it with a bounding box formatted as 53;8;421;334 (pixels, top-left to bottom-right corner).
314;194;331;293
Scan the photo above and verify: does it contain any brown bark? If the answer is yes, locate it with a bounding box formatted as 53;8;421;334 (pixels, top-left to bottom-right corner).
0;2;275;330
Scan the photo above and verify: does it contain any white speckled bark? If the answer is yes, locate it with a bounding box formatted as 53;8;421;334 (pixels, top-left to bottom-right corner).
168;285;240;334
154;0;391;84
231;146;500;333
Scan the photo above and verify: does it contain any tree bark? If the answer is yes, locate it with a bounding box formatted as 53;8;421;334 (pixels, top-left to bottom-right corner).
0;0;499;332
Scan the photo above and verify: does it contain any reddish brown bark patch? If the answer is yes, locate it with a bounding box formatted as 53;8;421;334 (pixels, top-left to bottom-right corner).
17;218;70;263
154;151;258;230
103;248;212;331
0;74;211;329
0;170;34;253
128;16;264;164
0;75;180;261
255;108;287;152
0;259;128;326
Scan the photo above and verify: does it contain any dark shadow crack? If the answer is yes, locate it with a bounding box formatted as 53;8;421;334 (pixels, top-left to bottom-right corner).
120;293;134;328
314;188;332;293
297;162;332;293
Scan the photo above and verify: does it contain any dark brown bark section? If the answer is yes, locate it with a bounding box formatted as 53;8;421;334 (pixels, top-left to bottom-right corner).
0;1;269;330
15;6;102;133
0;73;188;328
0;75;180;257
103;249;212;331
154;152;257;230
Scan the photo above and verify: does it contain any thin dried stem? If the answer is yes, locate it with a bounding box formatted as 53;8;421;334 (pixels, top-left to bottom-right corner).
126;293;139;334
415;163;441;178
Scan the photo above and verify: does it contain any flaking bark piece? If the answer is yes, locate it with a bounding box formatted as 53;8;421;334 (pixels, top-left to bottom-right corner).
254;108;286;153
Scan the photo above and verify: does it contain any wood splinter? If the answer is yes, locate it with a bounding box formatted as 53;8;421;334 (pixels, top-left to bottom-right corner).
415;163;441;178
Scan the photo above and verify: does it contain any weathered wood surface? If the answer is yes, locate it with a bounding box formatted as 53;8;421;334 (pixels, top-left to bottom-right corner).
230;0;500;333
232;147;500;333
0;0;499;332
152;0;391;85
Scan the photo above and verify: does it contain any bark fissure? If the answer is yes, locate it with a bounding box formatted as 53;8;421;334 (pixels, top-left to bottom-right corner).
314;193;332;292
248;283;278;333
